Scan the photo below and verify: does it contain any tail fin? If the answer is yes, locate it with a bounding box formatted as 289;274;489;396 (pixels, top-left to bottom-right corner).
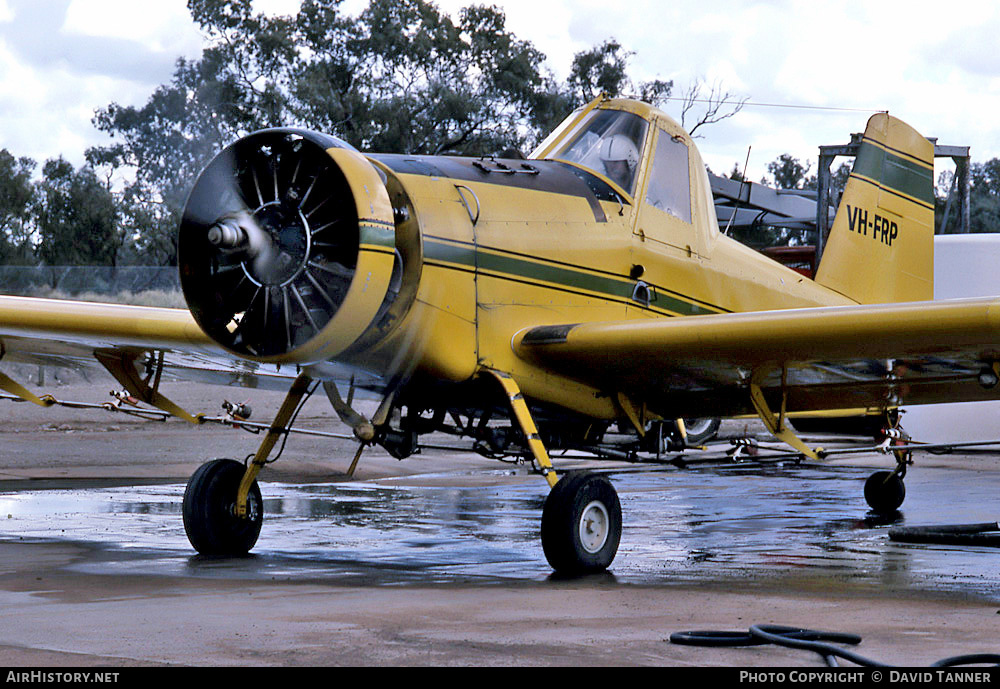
815;113;935;303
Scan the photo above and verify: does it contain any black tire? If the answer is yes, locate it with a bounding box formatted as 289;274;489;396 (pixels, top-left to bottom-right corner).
541;472;622;575
682;418;722;445
183;459;263;556
864;470;905;514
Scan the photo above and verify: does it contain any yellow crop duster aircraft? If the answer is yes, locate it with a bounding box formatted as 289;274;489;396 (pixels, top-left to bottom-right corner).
0;96;993;574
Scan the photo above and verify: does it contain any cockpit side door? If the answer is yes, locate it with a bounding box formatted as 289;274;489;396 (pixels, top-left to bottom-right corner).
633;125;700;258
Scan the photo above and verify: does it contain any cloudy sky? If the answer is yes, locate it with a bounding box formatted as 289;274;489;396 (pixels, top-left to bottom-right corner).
1;0;997;186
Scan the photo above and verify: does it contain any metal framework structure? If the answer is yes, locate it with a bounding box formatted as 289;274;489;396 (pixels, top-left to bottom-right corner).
711;174;827;234
711;134;971;272
816;136;971;268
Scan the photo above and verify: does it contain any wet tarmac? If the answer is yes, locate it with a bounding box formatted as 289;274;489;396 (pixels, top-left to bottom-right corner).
3;458;999;598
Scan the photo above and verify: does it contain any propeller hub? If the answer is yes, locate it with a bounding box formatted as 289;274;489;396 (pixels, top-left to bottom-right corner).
243;203;310;287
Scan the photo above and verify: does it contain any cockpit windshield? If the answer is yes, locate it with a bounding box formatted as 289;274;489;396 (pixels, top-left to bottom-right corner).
549;110;649;196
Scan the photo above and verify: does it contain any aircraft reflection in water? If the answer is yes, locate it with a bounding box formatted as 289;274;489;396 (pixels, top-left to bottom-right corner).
1;94;998;575
4;464;994;597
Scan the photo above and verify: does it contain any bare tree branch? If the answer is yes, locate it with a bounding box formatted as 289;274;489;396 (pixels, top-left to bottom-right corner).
681;79;749;138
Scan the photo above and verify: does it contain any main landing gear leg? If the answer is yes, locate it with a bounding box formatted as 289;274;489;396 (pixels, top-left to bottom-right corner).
487;370;622;575
182;373;313;555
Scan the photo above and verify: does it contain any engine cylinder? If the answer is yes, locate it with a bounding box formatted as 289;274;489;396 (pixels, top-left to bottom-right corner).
178;129;400;364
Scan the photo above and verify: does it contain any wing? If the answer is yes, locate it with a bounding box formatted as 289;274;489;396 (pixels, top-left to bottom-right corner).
0;295;377;396
513;297;1000;420
0;295;211;352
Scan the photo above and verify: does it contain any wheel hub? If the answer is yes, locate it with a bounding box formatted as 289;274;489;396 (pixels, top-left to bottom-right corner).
579;500;610;553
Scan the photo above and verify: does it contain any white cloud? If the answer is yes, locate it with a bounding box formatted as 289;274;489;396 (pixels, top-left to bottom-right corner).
63;0;202;55
508;0;998;175
253;0;302;15
0;0;998;179
0;40;94;165
0;0;204;166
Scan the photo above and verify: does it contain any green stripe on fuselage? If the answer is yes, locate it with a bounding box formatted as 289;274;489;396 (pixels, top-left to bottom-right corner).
852;139;934;207
358;222;397;248
422;237;717;316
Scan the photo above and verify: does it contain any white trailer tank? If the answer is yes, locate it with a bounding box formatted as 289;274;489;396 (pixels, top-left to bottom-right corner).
903;234;1000;443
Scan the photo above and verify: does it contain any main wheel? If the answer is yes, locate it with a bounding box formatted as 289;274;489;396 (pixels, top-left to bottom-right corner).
681;417;722;445
183;458;263;556
541;472;622;575
864;470;905;514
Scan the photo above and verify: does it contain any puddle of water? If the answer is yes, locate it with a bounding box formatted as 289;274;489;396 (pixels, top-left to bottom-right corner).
1;463;999;594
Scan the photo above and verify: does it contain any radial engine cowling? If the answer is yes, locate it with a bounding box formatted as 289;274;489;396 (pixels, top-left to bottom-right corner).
179;129;403;364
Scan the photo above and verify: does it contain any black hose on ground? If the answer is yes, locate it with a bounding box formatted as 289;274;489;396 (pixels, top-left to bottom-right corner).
670;624;1000;667
888;522;1000;546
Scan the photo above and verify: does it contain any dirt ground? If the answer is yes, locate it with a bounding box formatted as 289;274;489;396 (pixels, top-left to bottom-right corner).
1;372;1000;667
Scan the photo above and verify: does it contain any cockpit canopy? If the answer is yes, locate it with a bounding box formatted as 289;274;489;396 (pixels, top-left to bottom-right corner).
545;109;649;196
529;97;721;247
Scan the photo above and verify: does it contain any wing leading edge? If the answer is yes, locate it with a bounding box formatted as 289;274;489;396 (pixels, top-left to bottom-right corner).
0;295;213;351
513;297;1000;420
0;295;317;393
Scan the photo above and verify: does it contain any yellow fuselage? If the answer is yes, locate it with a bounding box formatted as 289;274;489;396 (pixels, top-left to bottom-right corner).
349;101;854;421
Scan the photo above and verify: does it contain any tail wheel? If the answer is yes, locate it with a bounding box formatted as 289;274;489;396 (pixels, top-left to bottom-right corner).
864;470;905;514
541;472;622;575
183;459;263;556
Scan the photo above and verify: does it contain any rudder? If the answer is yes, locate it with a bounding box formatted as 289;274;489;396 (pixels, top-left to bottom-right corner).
815;114;935;303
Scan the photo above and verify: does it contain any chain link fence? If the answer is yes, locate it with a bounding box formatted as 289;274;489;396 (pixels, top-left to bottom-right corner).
0;266;183;306
0;266;180;295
